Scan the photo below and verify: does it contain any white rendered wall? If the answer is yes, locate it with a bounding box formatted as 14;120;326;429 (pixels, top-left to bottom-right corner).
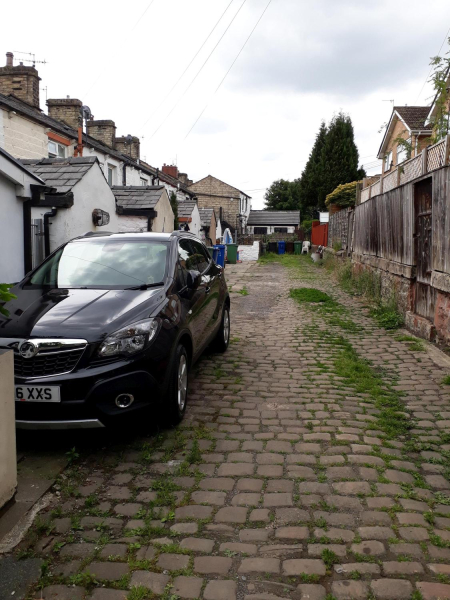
152;190;174;233
0;177;25;282
238;241;259;261
31;163;120;252
118;215;148;232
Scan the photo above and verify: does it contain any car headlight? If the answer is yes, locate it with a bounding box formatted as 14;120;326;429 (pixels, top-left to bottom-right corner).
98;318;159;357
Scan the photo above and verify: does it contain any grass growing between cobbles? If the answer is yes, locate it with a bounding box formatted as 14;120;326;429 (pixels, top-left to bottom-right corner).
306;327;410;439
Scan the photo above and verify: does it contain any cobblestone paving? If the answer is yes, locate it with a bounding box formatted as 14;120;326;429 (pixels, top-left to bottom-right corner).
21;256;450;600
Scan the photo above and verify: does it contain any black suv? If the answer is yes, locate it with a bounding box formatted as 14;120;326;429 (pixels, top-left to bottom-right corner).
0;231;230;429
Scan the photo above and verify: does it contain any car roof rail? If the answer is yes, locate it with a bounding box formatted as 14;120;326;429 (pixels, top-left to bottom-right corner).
82;231;114;237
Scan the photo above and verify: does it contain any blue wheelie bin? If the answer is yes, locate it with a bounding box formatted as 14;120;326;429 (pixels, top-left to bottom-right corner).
212;247;219;263
214;244;226;267
278;241;286;255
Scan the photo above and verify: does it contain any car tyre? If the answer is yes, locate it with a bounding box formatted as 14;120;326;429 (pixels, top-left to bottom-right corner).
164;344;189;426
211;305;230;353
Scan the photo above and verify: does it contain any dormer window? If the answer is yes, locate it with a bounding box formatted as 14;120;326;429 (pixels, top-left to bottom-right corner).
48;140;65;158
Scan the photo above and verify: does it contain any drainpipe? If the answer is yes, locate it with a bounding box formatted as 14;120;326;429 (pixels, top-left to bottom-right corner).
44;208;57;257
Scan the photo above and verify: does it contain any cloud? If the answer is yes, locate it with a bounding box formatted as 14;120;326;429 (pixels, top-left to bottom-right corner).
223;0;450;98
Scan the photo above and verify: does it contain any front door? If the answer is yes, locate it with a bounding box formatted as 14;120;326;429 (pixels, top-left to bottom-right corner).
414;178;435;320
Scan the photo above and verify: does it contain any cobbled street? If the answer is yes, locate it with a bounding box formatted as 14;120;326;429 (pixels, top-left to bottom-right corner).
17;256;450;600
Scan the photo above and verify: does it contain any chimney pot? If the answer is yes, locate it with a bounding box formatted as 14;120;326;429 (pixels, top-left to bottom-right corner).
6;52;13;67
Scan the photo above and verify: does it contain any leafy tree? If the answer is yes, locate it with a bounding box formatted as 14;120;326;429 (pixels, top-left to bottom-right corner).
428;37;450;143
264;179;300;210
325;181;357;208
169;191;179;230
0;283;16;317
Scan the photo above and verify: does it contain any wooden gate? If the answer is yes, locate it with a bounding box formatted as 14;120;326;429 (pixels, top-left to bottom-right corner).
414;178;436;320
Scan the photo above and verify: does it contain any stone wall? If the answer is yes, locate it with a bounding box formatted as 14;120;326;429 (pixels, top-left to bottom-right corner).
189;176;242;231
86;120;116;148
0;64;40;108
47;98;82;129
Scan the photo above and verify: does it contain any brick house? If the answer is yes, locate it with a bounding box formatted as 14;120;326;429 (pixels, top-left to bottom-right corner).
187;175;251;235
377;106;433;175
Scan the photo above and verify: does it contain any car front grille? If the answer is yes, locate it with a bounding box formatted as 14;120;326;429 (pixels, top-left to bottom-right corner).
14;348;85;378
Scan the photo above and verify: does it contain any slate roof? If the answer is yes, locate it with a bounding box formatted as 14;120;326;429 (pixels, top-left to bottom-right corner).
198;207;215;227
20;157;96;194
177;200;197;218
0;146;46;184
112;186;165;209
0;93;195;197
394;106;432;131
247;210;301;226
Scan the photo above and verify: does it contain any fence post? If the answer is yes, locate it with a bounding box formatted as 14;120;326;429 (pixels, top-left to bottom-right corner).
380;175;383;195
396;166;401;187
422;146;428;174
444;134;450;166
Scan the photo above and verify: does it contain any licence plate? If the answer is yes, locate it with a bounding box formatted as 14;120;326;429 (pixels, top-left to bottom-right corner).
15;385;61;402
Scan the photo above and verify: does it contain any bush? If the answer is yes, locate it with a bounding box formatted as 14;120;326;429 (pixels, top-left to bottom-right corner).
325;181;357;208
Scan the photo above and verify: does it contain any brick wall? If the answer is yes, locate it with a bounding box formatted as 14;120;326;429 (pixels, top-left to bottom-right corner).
0;65;40;108
47;99;82;129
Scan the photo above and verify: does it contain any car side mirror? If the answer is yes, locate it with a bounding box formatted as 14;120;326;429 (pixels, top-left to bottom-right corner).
187;270;201;290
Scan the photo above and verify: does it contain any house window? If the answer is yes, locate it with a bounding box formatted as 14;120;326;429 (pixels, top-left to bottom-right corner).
254;227;267;234
48;140;65;158
384;151;392;172
274;227;288;233
107;164;116;186
141;178;148;186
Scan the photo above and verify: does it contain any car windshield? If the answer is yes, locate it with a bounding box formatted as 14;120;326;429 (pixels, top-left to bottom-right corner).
28;239;169;289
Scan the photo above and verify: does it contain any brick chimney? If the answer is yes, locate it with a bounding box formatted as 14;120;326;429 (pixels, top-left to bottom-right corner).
178;172;192;186
86;120;116;148
115;135;140;160
162;164;179;179
0;52;41;109
47;98;82;129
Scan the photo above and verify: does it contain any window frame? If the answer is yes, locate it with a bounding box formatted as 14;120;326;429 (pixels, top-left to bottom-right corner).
107;164;115;186
48;140;66;159
384;151;392;172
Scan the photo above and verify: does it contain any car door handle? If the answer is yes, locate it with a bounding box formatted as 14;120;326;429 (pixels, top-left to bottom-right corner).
205;287;211;295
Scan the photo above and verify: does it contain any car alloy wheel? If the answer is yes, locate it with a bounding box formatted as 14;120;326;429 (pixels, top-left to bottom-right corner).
223;308;230;346
178;353;188;412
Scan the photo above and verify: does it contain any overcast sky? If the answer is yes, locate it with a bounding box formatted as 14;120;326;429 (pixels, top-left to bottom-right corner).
2;0;450;208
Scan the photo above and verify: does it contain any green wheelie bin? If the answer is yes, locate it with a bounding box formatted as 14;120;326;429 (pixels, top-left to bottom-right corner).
294;241;302;255
226;244;238;264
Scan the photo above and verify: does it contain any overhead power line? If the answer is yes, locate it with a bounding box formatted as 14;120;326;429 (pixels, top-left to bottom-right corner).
147;0;248;140
415;25;450;103
183;0;273;141
141;0;235;129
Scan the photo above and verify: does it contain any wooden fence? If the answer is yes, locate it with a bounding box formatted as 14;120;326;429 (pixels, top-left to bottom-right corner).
352;165;450;276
